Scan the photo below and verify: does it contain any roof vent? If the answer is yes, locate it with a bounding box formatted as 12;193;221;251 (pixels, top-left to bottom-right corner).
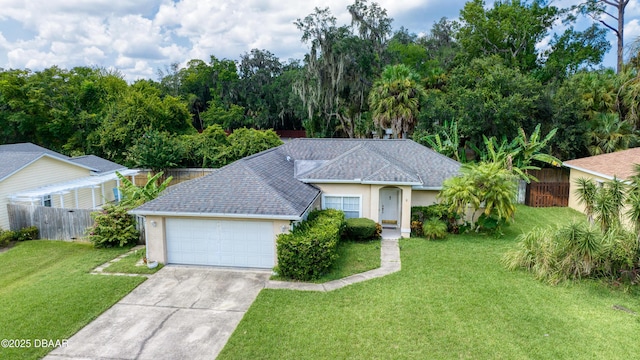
286;156;291;162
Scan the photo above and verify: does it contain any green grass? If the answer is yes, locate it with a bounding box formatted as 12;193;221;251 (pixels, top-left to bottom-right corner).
0;241;145;360
103;247;164;275
317;239;381;282
219;206;640;359
272;239;381;283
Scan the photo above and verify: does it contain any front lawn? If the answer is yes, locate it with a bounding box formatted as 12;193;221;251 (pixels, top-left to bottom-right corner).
271;239;381;283
0;241;145;360
219;206;640;359
102;247;164;275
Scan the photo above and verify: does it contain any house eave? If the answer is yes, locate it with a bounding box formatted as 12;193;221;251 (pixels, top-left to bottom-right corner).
128;210;302;221
361;180;422;186
562;162;625;182
412;186;443;190
299;178;421;186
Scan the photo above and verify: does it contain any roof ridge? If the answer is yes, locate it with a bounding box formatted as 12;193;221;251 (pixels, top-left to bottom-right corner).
300;143;369;177
239;161;301;216
364;141;421;181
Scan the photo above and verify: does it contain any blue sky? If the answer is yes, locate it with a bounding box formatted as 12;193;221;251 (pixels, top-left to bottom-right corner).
0;0;637;81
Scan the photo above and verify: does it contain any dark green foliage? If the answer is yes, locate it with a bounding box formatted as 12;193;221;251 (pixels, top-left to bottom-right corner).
88;205;139;248
126;130;185;171
16;226;38;241
411;204;449;222
215;128;283;166
411;204;460;235
422;218;448;240
476;213;509;235
343;218;380;241
0;226;38;245
0;230;14;247
276;209;345;281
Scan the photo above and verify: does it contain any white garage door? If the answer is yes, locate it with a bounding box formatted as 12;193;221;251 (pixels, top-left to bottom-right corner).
165;218;275;268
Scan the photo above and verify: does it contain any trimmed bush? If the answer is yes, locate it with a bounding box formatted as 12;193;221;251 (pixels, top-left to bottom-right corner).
422;218;448;240
0;229;14;247
276;209;345;281
343;218;379;241
17;226;39;241
88;205;139;248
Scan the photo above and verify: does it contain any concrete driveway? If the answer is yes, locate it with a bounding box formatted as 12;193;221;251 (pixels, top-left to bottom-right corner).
45;266;270;360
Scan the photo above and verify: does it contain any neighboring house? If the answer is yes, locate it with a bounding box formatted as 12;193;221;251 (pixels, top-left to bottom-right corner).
131;139;461;269
564;147;640;214
0;143;138;230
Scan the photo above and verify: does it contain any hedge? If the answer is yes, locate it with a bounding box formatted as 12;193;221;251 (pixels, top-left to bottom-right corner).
276;209;345;281
343;218;380;241
0;226;39;246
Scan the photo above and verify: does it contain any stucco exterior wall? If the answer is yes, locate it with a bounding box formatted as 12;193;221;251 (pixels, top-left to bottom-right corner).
567;168;609;214
410;190;439;207
315;183;412;237
0;156;91;229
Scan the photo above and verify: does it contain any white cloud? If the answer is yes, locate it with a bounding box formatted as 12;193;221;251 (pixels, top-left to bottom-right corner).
0;0;626;80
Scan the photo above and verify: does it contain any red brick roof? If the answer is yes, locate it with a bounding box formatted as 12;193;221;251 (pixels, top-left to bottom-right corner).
563;147;640;180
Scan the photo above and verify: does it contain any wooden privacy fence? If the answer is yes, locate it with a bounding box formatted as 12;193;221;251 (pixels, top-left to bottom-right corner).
133;168;214;187
524;168;570;208
8;204;93;240
7;204;146;243
526;182;570;207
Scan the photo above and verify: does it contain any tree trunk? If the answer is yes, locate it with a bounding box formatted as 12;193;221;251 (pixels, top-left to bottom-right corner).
616;1;626;73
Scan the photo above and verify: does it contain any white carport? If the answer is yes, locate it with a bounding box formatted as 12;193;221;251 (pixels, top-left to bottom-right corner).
8;169;139;209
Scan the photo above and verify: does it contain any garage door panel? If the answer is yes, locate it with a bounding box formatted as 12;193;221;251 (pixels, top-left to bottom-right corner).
166;218;275;268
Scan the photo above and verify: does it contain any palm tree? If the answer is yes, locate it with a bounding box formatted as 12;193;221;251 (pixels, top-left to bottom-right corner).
439;162;517;228
625;164;640;233
368;64;427;138
574;177;598;225
585;112;638;155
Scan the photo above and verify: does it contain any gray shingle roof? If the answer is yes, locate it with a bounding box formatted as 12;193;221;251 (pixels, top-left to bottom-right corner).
132;138;461;218
0;152;43;181
69;155;127;174
0;142;70;159
0;143;129;182
132;147;321;218
285;139;460;188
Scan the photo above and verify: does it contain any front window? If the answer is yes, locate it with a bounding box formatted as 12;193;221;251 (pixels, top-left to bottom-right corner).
42;195;52;207
323;195;361;219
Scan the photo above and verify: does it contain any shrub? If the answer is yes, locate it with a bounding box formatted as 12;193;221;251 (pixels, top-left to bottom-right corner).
411;221;423;237
276;209;345;281
0;229;14;247
88;205;139;248
17;226;39;241
411;204;448;223
502;222;640;285
343;218;379;241
422;218;448;240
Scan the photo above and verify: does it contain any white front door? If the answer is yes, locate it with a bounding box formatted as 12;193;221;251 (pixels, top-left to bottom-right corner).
379;188;400;228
